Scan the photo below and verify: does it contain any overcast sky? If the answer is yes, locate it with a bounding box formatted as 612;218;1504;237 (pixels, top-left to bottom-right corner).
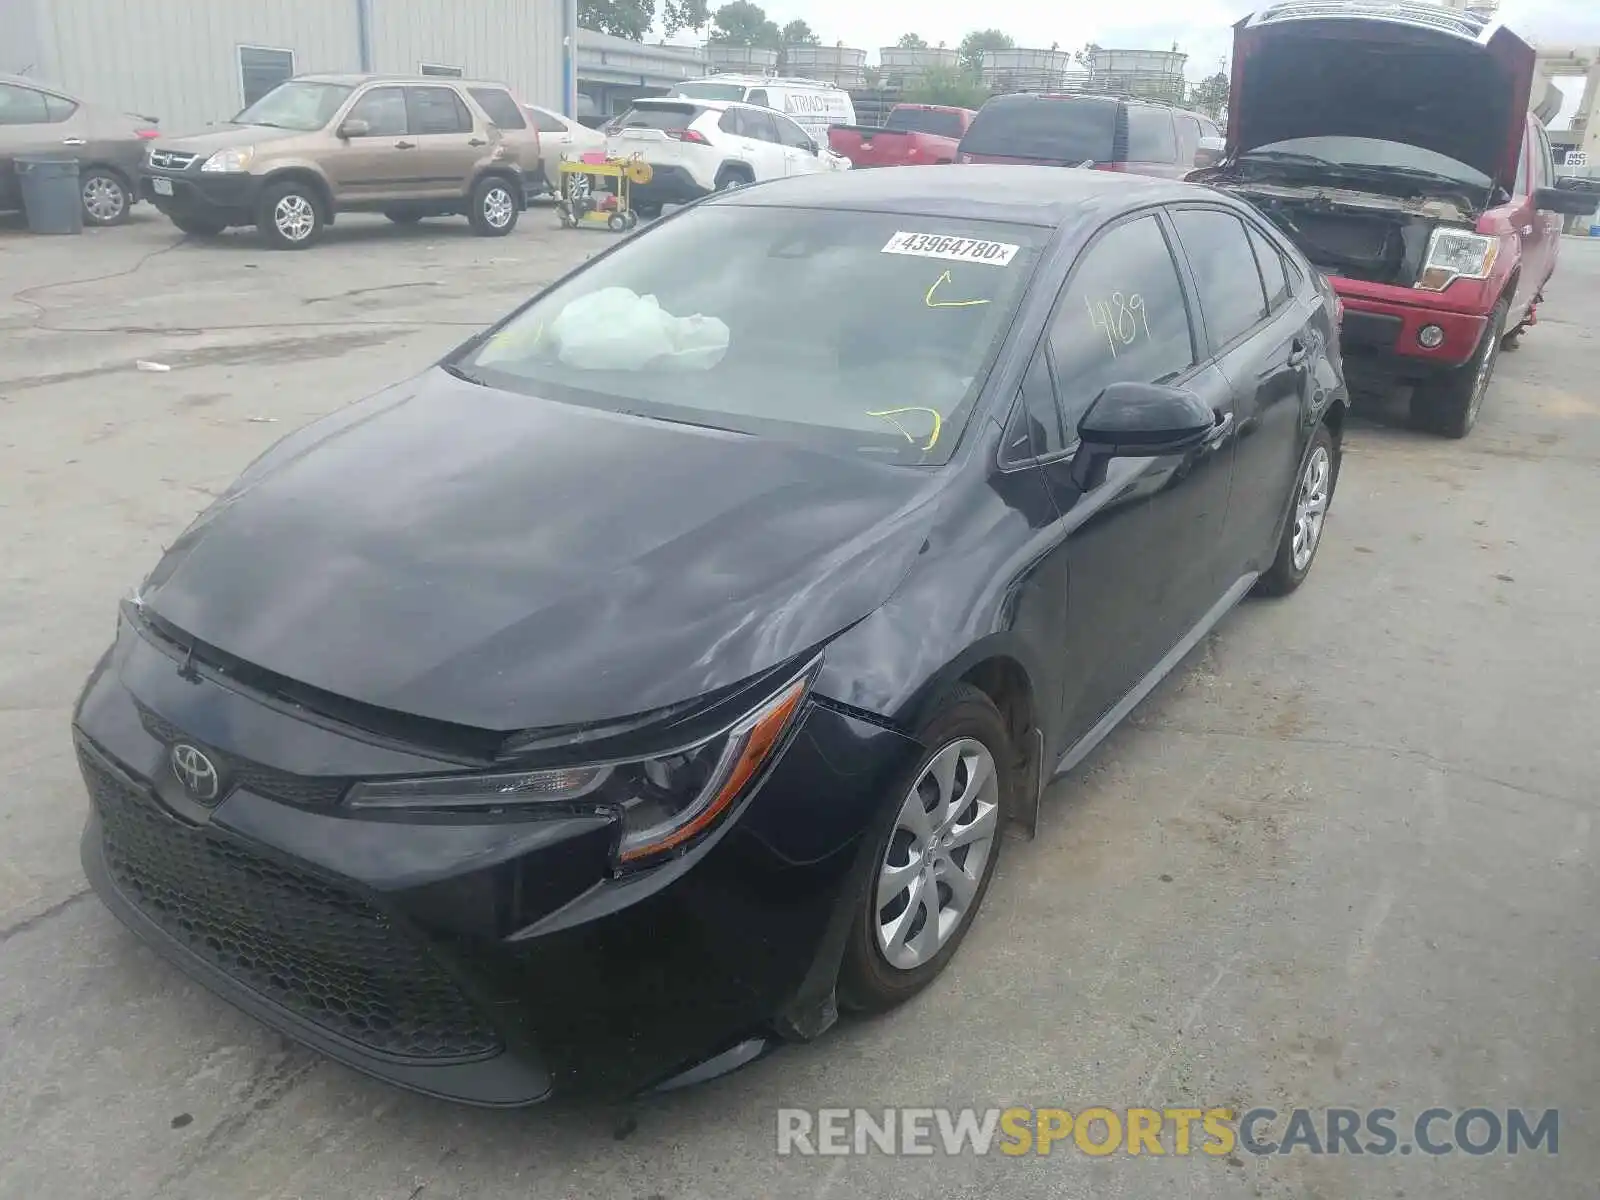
678;0;1600;124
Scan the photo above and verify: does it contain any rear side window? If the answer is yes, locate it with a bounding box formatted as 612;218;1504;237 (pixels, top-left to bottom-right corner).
961;95;1116;164
1127;107;1177;164
1048;215;1198;432
1246;224;1290;310
620;103;702;132
735;107;779;142
406;87;472;134
1170;209;1269;351
469;88;527;130
887;108;964;139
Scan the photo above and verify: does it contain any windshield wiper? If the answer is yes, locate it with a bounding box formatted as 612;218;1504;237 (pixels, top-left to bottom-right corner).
1239;150;1341;169
439;361;491;387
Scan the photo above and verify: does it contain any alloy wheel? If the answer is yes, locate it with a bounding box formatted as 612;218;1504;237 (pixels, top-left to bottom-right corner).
273;194;316;242
874;737;1000;971
82;175;126;223
483;186;514;229
1291;445;1331;572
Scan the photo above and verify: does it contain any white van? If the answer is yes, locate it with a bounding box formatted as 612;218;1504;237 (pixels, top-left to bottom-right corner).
670;74;855;146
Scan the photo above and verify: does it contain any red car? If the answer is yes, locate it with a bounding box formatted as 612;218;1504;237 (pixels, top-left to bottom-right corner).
1195;0;1595;437
827;103;975;168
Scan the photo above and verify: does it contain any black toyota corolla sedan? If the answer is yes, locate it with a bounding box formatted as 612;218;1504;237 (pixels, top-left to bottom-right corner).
76;167;1347;1106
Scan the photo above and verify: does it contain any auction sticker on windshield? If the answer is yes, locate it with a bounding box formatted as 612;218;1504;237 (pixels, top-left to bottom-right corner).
882;232;1020;266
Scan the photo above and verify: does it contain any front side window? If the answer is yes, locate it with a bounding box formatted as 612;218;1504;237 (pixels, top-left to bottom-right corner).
0;83;50;125
239;46;296;108
469;87;527;130
407;87;472;135
1047;214;1197;432
1534;125;1555;189
774;113;812;149
456;207;1046;465
346;87;408;137
1170;208;1270;351
1127;108;1177;164
233;80;352;131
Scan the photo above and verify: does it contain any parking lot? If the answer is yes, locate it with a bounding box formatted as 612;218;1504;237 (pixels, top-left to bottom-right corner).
2;205;1597;1199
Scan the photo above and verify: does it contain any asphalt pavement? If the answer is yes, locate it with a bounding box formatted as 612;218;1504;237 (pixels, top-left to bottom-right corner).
2;207;1596;1199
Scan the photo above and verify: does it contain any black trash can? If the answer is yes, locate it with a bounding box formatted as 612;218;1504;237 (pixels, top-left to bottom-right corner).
14;155;83;235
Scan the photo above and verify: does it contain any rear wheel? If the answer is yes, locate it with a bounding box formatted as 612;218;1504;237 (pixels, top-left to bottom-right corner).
1410;299;1506;439
1256;423;1338;597
80;168;131;226
838;684;1009;1014
468;176;518;236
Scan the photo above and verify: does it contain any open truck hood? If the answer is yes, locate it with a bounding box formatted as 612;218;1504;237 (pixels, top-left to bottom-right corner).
1229;1;1536;192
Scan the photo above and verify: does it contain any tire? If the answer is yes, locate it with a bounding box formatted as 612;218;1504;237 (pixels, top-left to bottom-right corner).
635;203;662;220
1500;326;1523;351
170;215;227;237
838;683;1010;1014
468;175;519;237
1409;299;1507;439
256;180;325;250
1255;422;1338;597
384;210;424;225
714;167;752;191
80;168;131;227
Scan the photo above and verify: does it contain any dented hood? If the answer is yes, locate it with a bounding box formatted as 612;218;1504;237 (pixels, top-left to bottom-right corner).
1229;2;1536;192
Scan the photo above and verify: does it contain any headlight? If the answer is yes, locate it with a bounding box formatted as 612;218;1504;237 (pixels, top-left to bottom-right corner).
1416;228;1498;292
201;147;254;173
345;661;816;866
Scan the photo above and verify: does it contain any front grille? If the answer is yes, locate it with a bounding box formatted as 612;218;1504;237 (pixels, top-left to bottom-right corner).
82;745;501;1062
148;149;198;170
135;703;350;809
1341;311;1403;350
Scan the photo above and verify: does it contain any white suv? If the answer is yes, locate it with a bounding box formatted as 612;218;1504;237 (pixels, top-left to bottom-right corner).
604;97;845;217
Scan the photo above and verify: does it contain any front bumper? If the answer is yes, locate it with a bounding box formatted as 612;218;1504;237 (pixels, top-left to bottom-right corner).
140;169;260;225
1330;276;1488;376
74;620;919;1105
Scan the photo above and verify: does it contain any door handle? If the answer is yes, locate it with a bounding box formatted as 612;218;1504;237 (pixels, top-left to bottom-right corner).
394;140;417;150
468;137;487;147
1287;339;1309;368
62;137;87;146
1205;410;1234;448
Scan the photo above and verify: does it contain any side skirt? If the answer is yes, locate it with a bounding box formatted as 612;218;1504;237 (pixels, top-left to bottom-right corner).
1048;571;1260;784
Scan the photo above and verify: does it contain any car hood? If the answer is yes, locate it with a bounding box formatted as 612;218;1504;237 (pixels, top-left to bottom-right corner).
157;124;307;150
1229;3;1535;192
139;372;942;733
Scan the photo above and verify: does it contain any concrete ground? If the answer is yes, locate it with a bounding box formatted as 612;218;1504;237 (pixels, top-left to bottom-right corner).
1;206;1596;1200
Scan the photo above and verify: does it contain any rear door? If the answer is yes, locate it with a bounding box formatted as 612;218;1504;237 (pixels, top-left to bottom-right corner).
1168;205;1306;583
1015;210;1236;743
468;86;539;182
403;85;481;198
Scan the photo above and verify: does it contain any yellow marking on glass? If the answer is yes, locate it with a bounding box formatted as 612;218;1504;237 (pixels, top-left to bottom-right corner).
866;406;944;451
925;270;992;309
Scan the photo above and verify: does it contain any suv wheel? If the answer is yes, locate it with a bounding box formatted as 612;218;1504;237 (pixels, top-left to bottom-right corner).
80;169;130;226
258;181;325;250
714;166;752;191
468;176;519;236
1410;298;1506;439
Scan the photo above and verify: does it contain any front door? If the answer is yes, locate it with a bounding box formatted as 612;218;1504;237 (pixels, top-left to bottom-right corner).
1519;123;1562;316
1020;210;1237;749
324;86;411;201
772;111;822;176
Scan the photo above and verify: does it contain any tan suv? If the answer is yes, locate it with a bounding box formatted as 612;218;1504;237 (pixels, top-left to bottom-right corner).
140;74;542;249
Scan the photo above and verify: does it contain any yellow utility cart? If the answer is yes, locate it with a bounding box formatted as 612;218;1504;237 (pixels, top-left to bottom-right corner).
557;154;651;232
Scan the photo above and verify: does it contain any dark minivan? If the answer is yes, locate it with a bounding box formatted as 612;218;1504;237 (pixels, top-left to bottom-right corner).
958;92;1219;178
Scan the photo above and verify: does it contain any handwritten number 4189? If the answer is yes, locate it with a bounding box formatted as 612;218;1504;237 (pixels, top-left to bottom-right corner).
1087;292;1149;358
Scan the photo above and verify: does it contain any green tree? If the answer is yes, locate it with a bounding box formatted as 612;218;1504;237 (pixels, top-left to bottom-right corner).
896;32;928;49
662;0;710;36
904;65;991;110
1074;41;1101;71
578;0;655;40
710;0;782;47
1188;70;1229;117
958;29;1013;76
781;18;820;45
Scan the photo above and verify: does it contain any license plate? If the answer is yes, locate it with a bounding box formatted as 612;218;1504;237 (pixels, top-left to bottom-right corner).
152;178;173;196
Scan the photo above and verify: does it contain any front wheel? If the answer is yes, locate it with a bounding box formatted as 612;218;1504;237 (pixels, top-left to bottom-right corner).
256;181;324;250
1256;422;1338;597
1410;299;1507;439
838;683;1009;1014
468;176;519;236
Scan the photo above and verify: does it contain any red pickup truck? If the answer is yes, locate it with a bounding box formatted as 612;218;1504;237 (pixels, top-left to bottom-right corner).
1193;1;1596;438
827;104;975;169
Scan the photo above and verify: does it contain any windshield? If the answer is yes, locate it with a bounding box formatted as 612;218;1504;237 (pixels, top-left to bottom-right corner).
674;82;746;102
452;206;1043;465
1244;137;1489;188
233;81;354;131
886;108;965;139
960;95;1116;163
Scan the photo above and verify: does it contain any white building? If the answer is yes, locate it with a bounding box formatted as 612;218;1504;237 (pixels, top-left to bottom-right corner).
0;0;576;133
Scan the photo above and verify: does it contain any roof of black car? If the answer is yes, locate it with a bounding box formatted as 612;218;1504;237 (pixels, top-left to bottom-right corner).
721;165;1210;227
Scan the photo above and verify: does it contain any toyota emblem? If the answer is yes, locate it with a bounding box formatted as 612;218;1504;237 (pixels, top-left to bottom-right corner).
170;743;221;803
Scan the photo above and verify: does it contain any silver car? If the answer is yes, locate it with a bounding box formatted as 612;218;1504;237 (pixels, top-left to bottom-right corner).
0;72;159;226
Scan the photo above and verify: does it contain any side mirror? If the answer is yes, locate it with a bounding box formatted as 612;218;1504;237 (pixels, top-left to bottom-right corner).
338;118;370;139
1070;382;1219;489
1535;183;1597;216
1193;136;1226;170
